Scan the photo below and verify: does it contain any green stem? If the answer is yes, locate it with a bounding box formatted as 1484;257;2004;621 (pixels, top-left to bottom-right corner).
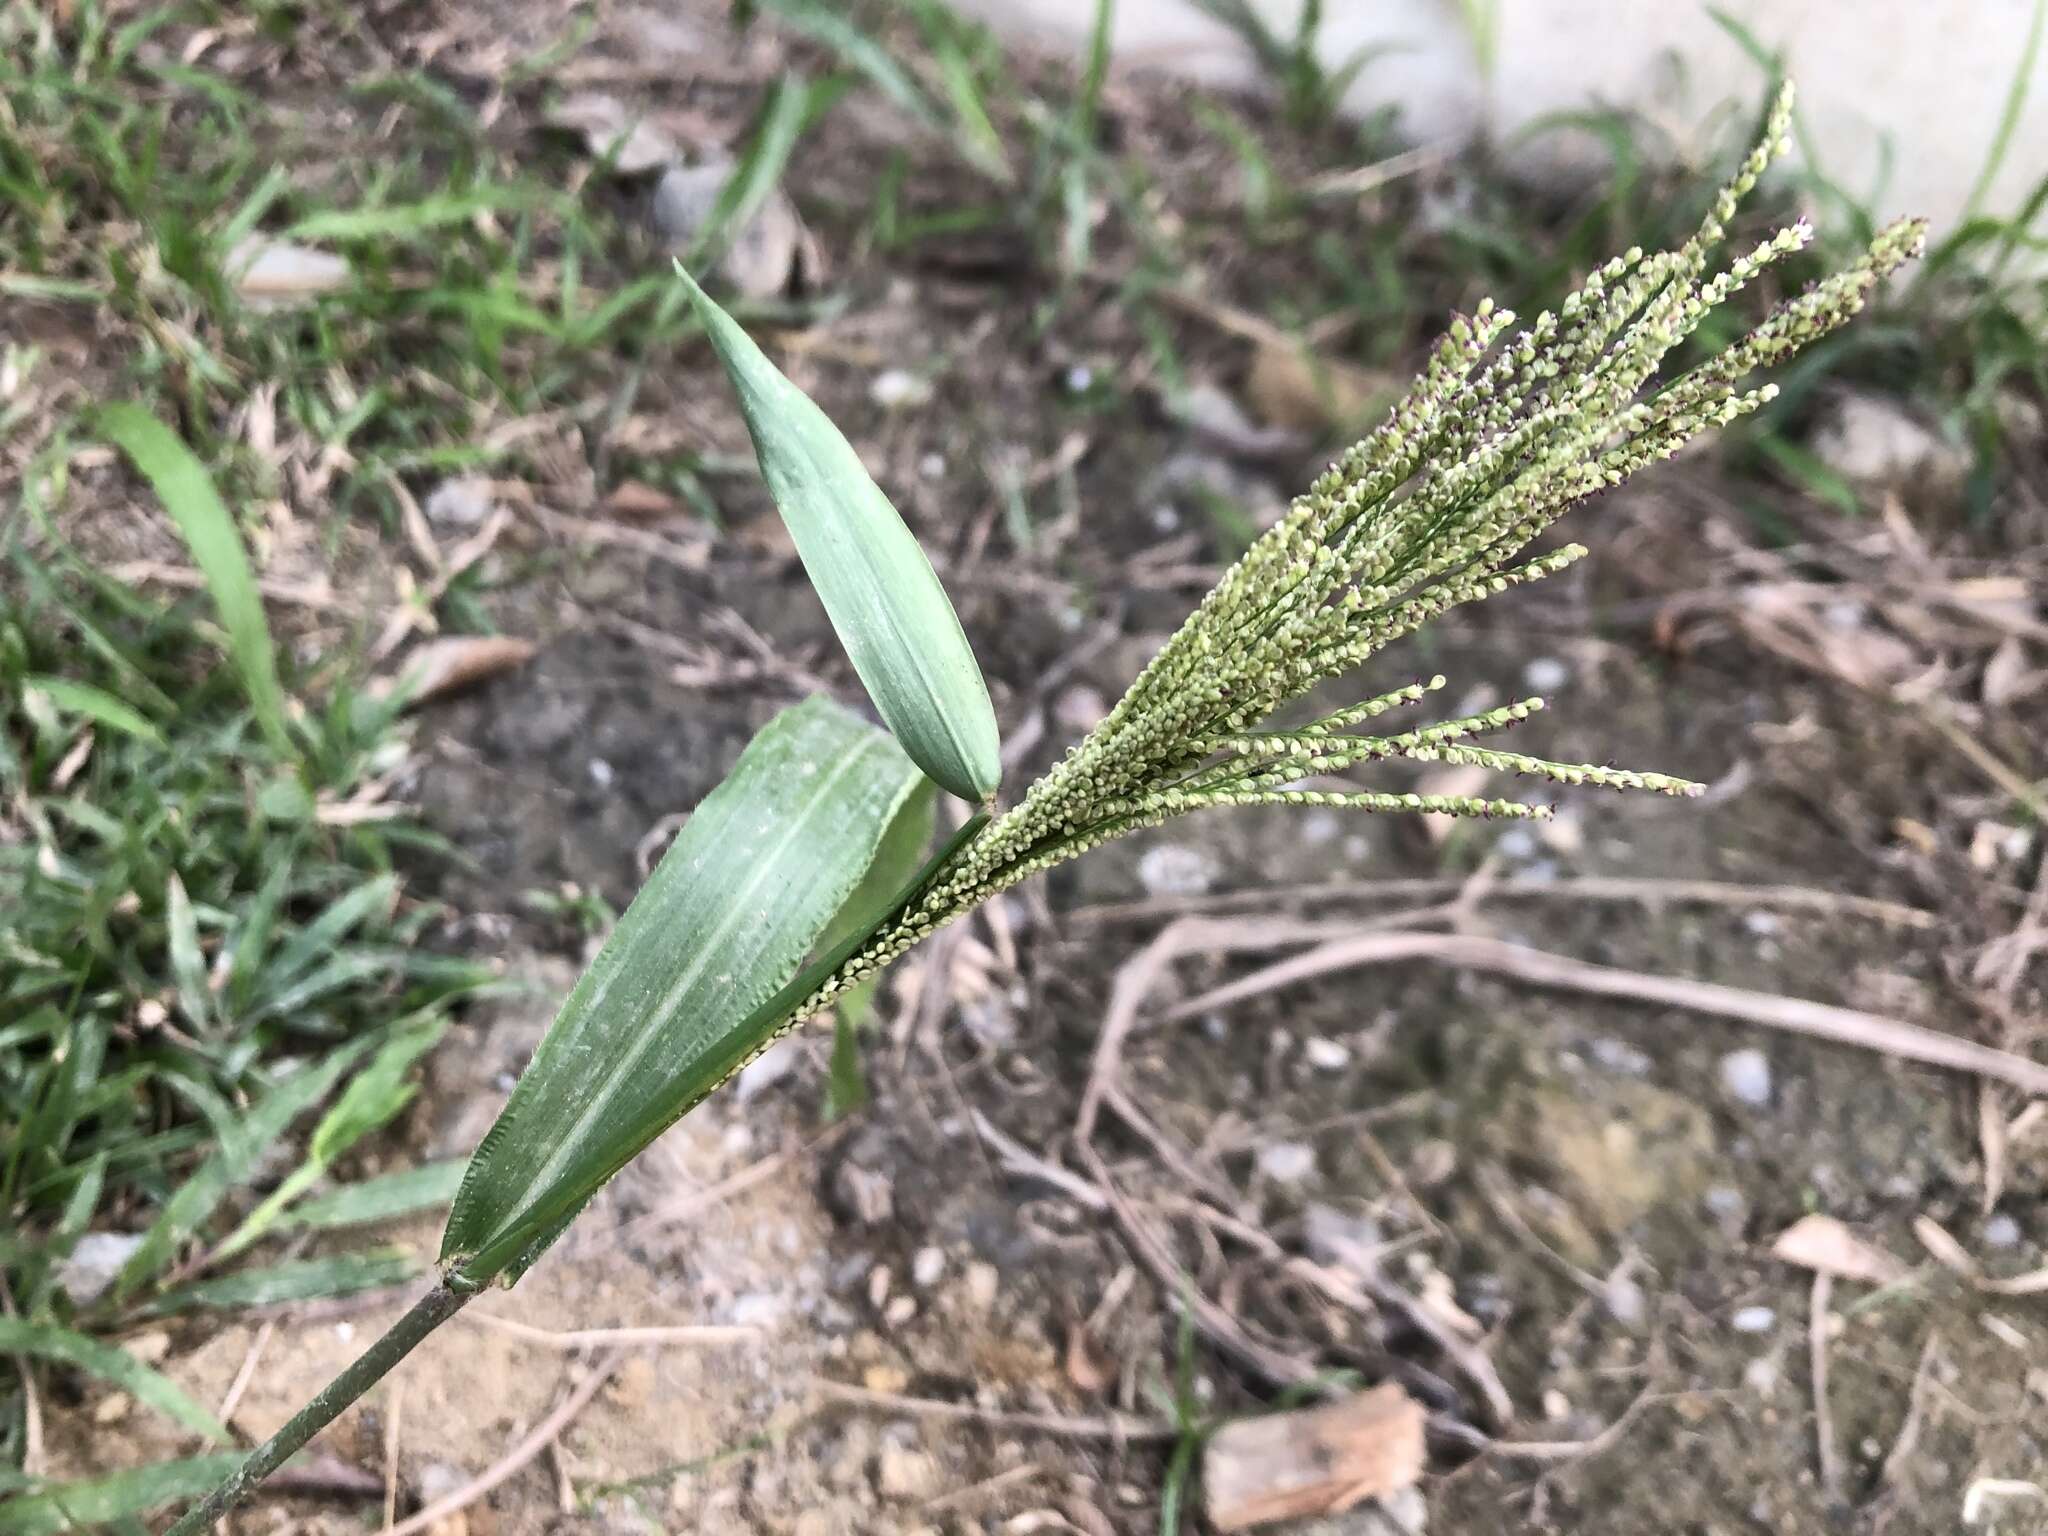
163;1278;474;1536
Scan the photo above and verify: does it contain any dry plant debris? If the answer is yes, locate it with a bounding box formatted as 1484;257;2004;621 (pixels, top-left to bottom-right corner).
1200;1383;1426;1531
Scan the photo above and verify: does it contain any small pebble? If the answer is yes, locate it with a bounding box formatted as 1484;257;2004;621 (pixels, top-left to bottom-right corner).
1588;1037;1652;1077
1494;826;1539;862
963;1262;999;1312
870;369;932;410
1984;1214;2022;1249
729;1292;786;1328
1303;1038;1351;1071
1302;1203;1381;1268
121;1331;171;1366
1138;843;1218;898
1299;809;1342;846
735;1038;800;1101
425;477;495;527
911;1247;945;1287
1704;1185;1747;1218
1719;1048;1773;1107
1604;1276;1646;1326
1053;685;1108;733
1256;1140;1316;1185
588;758;615;788
918;452;946;479
877;1444;940;1501
1523;656;1570;693
53;1232;146;1306
418;1463;466;1503
1731;1305;1777;1334
883;1295;917;1326
1742;910;1782;937
1743;1355;1779;1393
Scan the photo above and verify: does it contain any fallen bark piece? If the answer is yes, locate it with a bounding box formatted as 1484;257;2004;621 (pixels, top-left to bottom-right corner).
375;635;536;708
1769;1214;1908;1286
1202;1383;1425;1532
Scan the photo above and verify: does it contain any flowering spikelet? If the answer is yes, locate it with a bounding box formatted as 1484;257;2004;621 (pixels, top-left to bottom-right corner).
788;83;1924;1021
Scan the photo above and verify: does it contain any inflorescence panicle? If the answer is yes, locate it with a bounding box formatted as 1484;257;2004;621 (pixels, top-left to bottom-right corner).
785;82;1925;1024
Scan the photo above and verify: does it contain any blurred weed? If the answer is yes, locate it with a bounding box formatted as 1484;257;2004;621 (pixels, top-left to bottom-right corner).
1;432;486;1473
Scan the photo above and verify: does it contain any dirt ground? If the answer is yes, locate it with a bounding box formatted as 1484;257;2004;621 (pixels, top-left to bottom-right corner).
30;2;2048;1533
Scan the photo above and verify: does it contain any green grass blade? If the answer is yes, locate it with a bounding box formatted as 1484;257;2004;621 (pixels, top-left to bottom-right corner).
163;872;212;1035
20;676;163;745
440;697;929;1285
1077;0;1115;141
0;1453;248;1536
95;405;294;758
257;874;398;999
210;1018;444;1262
283;189;536;242
1960;0;2045;223
689;73;815;271
0;1319;228;1443
676;268;1001;802
223;850;296;1011
141;1251;419;1315
751;0;940;131
113;1033;383;1303
287;1160;467;1230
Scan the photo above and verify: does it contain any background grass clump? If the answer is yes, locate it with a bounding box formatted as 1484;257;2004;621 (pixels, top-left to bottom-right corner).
0;487;486;1482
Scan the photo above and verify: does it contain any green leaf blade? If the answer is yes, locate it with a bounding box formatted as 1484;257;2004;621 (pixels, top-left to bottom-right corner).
288;1160;467;1231
675;267;1002;803
95;405;294;757
141;1251;419;1316
164;872;211;1035
20;676;164;746
113;1032;383;1303
0;1453;249;1536
439;697;928;1285
0;1319;229;1444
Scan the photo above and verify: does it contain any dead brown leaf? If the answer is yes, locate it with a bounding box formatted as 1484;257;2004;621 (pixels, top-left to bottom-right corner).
1769;1214;1907;1286
1737;585;1919;691
603;480;688;520
1244;339;1386;435
227;239;351;307
1202;1383;1425;1532
376;636;536;709
1983;637;2030;706
1912;1214;1978;1278
1062;1320;1114;1394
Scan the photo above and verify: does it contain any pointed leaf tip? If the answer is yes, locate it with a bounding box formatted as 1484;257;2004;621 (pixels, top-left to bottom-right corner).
675;264;1001;802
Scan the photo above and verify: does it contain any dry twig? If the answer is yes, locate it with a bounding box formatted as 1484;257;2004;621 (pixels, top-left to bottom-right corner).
1811;1273;1845;1503
382;1353;621;1536
813;1380;1176;1443
457;1312;756;1350
1168;931;2048;1097
1075;876;1937;930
